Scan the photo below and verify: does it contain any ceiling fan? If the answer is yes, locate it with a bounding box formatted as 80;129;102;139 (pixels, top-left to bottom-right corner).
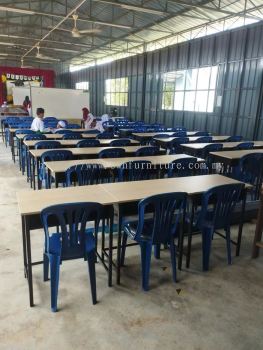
35;46;60;61
53;13;102;38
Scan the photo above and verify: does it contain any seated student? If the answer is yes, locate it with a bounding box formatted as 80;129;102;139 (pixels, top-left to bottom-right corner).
56;120;66;130
31;107;48;132
89;118;104;133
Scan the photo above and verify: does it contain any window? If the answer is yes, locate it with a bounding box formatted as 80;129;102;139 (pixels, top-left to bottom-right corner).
75;81;89;90
162;66;218;112
105;77;128;106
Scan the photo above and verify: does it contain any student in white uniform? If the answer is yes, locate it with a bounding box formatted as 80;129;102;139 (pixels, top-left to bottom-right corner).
31;108;47;132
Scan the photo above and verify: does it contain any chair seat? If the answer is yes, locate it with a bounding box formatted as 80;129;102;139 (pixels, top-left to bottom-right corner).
124;219;154;242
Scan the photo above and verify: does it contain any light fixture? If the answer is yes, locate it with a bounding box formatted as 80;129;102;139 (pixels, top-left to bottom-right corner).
0;41;15;46
0;6;35;15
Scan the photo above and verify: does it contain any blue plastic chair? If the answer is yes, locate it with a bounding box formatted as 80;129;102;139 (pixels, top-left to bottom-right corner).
83;129;100;134
194;136;213;143
15;129;35;136
40;150;73;188
135;146;160;157
66;164;103;186
227;136;243;142
67;124;81;129
169;137;189;154
194;131;209;136
167;157;197;178
43;117;57;123
118;160;155;182
55;129;72;134
191;184;244;271
24;134;46;141
96;132;115;139
35;141;61;149
62;133;82;140
22;134;47;174
77;139;100;147
122;192;187;291
110;139;131;146
201;143;223;174
234;153;263;200
98;148;125;158
154;134;169;138
234;142;254;150
172;131;187;137
41;202;103;311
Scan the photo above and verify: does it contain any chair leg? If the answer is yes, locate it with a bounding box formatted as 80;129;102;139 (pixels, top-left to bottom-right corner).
170;241;177;283
87;250;97;305
43;253;49;281
202;228;212;271
225;227;232;265
120;232;128;266
49;254;61;312
154;244;161;259
140;241;152;291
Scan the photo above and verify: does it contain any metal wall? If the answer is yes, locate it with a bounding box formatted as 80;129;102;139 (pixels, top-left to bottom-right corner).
57;21;263;140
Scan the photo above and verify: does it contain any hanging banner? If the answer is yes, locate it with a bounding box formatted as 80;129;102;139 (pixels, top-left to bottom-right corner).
1;73;44;103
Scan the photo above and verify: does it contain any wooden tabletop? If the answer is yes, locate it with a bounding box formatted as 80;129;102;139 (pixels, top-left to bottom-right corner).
17;174;246;216
29;145;157;158
154;136;230;143
10;128;86;134
24;138;139;147
45;154;203;174
132;131;202;137
210;149;263;160
181;141;263;150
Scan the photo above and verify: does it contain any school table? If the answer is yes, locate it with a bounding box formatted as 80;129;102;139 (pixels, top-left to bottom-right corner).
29;146;166;190
44;154;204;188
17;174;248;307
181;142;263;157
132;131;206;143
252;188;263;258
209;149;263;167
154;136;231;149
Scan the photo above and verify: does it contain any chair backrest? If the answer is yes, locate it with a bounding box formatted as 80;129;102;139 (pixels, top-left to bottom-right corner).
194;131;209;136
134;192;188;244
40;150;73;162
43;117;57;123
169;137;189;154
62;133;82;140
24;134;46;141
77;139;100;148
82;129;100;134
35;141;61;149
195;136;213;143
167;157;197;178
66;164;103;186
227;135;243;142
135;146;160;157
96;132;115;139
41;202;103;259
170;127;187;132
201;143;223;159
110;139;131;146
118;160;156;182
15;129;35;136
98;147;125;158
67;124;81;129
234;142;254;150
55;129;73;134
237;153;263;200
172;131;187;137
154;134;169;138
196;184;244;230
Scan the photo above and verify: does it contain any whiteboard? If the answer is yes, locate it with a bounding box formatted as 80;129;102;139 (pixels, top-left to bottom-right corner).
30;87;90;119
13;87;30;105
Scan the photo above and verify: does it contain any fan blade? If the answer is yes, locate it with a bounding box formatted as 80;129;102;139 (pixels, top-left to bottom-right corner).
36;54;60;61
49;26;72;33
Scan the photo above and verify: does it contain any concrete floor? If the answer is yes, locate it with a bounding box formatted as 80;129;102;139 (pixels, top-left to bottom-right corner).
0;138;262;350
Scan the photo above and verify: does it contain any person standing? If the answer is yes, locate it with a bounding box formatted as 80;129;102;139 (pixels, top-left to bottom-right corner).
23;96;32;115
82;107;94;129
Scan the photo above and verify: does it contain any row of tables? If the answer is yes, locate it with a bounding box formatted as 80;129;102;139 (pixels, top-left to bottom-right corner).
7;127;262;307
